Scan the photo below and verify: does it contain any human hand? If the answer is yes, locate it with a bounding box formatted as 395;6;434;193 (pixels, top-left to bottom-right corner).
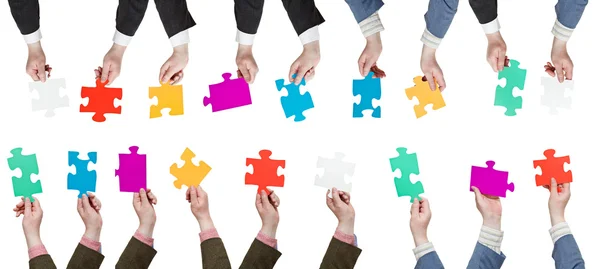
326;188;355;235
159;44;188;85
420;45;446;91
77;193;102;241
187;185;215;231
410;197;431;247
256;189;280;238
472;186;502;230
133;189;157;238
95;43;126;84
545;38;573;82
236;44;259;84
26;42;51;82
546;178;570;226
14;197;43;248
358;33;385;78
486;32;508;72
289;41;320;85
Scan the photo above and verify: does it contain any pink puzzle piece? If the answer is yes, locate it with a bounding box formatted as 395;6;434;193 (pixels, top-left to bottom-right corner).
470;160;514;198
115;146;147;192
204;73;252;112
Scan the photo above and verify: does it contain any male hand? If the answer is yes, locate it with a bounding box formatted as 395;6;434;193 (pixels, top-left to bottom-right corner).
77;193;102;241
486;32;508;72
14;197;44;248
472;186;502;230
159;44;188;85
187;185;215;231
236;45;259;84
545;38;573;82
133;189;157;238
410;197;431;247
326;188;355;235
256;189;280;238
26;42;50;82
547;178;571;226
420;45;446;91
289;41;320;85
95;44;126;84
358;33;385;78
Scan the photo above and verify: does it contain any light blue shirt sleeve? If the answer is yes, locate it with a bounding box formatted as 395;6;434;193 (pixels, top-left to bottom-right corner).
415;251;445;269
424;0;459;39
466;242;506;269
553;234;585;269
555;0;588;29
345;0;384;23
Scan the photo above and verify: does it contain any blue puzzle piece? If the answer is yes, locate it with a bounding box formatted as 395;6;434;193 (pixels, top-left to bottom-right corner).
68;151;98;198
275;74;314;122
352;72;381;118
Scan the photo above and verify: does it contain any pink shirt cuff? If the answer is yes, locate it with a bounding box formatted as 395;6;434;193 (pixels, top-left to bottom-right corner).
334;229;355;245
256;231;277;248
28;244;48;260
134;231;154;247
199;228;220;242
80;236;101;252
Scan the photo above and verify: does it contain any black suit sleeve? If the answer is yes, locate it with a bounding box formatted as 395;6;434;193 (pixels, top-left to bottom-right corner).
8;0;40;35
469;0;498;24
281;0;325;36
154;0;196;38
115;0;150;36
234;0;265;35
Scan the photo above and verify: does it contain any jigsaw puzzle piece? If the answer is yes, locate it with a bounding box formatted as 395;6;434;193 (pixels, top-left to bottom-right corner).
275;75;314;122
245;150;285;194
149;82;184;118
314;152;356;192
80;79;123;122
405;76;446;118
498;59;527;90
494;85;522;116
7;148;42;201
29;78;69;117
389;147;420;177
533;149;572;189
115;146;147;192
495;59;526;116
67;151;98;198
540;77;573;115
394;176;424;201
204;73;252;112
470;161;514;197
352;72;381;118
170;148;212;189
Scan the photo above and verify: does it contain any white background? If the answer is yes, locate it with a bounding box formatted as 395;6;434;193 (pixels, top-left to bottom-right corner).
1;0;599;268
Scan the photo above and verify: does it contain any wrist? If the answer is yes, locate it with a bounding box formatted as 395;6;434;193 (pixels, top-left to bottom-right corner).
366;33;381;45
84;227;101;242
483;217;502;230
552;37;568;50
421;45;436;58
25;234;43;249
413;234;429;247
237;44;253;54
137;223;155;238
110;43;127;55
336;218;355;235
550;214;566;227
173;43;189;54
27;42;43;53
198;215;215;231
485;32;502;42
260;224;277;238
303;41;320;53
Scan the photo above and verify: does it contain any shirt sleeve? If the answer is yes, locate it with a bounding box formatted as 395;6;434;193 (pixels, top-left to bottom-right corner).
477;225;504;255
552;0;588;41
8;0;42;43
422;0;459;49
469;0;500;34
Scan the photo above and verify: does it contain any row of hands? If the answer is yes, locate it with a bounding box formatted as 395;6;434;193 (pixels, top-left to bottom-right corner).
411;179;572;247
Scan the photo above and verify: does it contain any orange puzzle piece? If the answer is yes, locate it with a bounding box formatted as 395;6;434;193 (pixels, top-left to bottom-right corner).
246;150;285;194
405;76;446;118
533;149;572;191
170;148;212;189
149;82;184;118
81;79;122;122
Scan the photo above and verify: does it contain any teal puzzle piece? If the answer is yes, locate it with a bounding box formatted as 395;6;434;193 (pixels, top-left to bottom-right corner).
494;59;527;116
389;147;423;201
275;74;314;122
68;151;98;198
353;72;381;118
394;176;424;201
7;148;42;201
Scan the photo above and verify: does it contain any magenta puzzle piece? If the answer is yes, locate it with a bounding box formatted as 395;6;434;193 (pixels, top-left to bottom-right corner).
470;160;514;198
203;73;252;112
115;146;147;192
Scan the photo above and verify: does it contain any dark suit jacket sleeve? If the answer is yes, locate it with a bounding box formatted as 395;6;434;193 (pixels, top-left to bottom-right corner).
468;0;498;24
66;243;105;269
115;237;157;269
154;0;196;38
8;0;40;35
239;239;282;269
115;0;151;37
200;238;232;269
281;0;325;36
29;254;57;269
320;237;362;269
234;0;265;35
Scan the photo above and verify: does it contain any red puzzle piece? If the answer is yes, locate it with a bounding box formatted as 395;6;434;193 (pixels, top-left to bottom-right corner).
245;150;285;194
533;149;572;191
80;79;123;122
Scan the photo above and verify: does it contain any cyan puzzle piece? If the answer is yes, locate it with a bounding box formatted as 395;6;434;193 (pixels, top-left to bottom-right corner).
7;148;42;201
495;59;527;116
68;151;98;198
275;74;314;122
353;72;381;118
389;147;423;201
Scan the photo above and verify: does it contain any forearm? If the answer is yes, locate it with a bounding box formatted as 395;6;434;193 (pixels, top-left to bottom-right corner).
113;0;150;46
154;0;196;47
469;0;500;34
281;0;325;45
553;0;588;41
422;0;458;49
8;0;41;43
234;0;264;45
551;223;585;269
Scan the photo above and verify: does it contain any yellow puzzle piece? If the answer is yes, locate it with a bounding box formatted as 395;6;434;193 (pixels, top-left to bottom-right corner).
170;148;212;189
405;76;446;118
149;82;184;118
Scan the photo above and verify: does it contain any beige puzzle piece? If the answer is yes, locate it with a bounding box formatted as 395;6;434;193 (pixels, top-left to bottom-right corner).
405;76;446;118
149;82;184;118
170;148;212;189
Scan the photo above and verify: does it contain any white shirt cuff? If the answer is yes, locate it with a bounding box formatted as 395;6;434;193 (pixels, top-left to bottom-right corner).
299;26;320;45
170;30;190;47
236;30;255;46
482;18;501;34
552;19;574;42
24;29;42;44
478;225;503;255
421;28;442;49
413;242;435;260
549;222;572;244
113;30;132;47
359;12;384;37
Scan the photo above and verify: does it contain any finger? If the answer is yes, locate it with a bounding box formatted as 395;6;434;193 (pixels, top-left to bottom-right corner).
358;55;367;77
555;64;565;83
425;73;436;91
24;198;32;215
27;68;41;81
289;62;300;82
81;194;91;211
410;198;420;217
325;190;334;210
186;187;191;201
434;71;446;92
255;192;262;210
159;63;169;83
171;71;183;85
545;69;556;77
304;68;315;81
550;178;559;195
191;186;200;205
497;51;506;72
147;190;157;205
260;190;270;208
421;198;431;214
564;65;573;80
101;63;110;82
331;188;344;206
364;58;377;78
562;182;571;194
94;68;102;80
77;198;83;214
239;67;251;84
162;67;179;85
37;63;47;83
471;186;482;201
295;66;310;85
139;189;150;206
133;192;141;208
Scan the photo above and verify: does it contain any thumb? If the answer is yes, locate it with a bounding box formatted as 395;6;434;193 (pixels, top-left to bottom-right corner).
101;63;110;83
555;64;565;83
410;198;420;218
139;189;150;206
550;178;559;195
364;58;377;77
25;198;32;215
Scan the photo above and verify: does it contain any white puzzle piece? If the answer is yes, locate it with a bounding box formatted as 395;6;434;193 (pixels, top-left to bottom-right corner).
540;77;573;115
29;78;69;117
315;152;356;192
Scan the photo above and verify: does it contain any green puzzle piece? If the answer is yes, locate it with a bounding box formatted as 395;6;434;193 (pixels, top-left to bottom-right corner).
494;59;527;116
7;148;42;201
389;147;424;201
